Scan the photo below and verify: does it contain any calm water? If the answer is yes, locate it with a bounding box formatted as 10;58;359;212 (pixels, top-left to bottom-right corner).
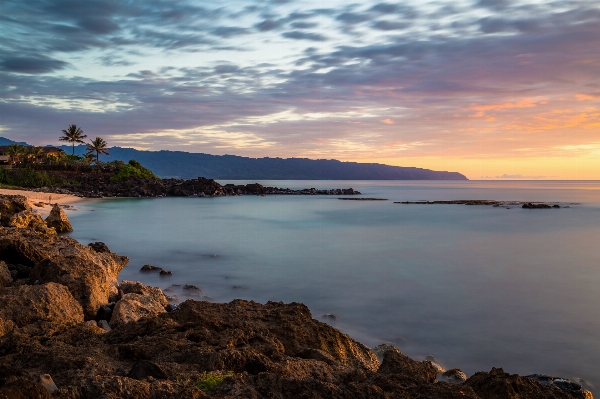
66;180;600;387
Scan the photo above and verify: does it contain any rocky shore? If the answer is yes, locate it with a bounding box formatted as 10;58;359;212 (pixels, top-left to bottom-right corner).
0;194;594;398
28;170;360;198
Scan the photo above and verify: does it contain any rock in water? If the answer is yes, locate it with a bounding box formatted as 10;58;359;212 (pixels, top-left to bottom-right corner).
0;261;11;287
45;204;73;233
439;368;468;384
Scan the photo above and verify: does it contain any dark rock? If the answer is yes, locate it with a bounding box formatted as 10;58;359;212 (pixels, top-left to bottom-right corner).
0;261;11;288
165;303;178;312
321;313;339;321
95;305;113;322
0;194;31;226
127;360;167;380
183;284;200;290
439;368;468;384
159;269;172;275
140;264;161;272
88;242;111;253
377;346;437;383
523;203;552;209
465;367;574;398
527;374;594;398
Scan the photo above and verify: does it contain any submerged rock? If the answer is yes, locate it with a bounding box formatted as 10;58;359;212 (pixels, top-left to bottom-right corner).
45;203;73;232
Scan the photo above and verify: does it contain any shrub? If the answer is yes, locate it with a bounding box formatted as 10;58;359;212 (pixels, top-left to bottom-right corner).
177;371;234;391
0;168;56;188
110;159;158;182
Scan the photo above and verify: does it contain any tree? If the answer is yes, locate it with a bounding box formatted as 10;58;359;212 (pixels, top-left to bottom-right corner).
59;124;87;155
86;137;110;162
7;144;25;164
27;146;44;163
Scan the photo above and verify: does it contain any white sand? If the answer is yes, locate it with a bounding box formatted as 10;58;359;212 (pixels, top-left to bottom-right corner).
0;188;89;216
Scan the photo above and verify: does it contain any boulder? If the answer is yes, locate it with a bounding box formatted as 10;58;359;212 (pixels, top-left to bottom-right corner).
0;282;84;334
45;204;73;232
0;261;11;287
439;368;468;384
0;227;129;319
0;194;31;226
110;293;166;328
376;345;438;383
119;280;168;307
465;367;573;398
8;210;56;234
89;241;111;253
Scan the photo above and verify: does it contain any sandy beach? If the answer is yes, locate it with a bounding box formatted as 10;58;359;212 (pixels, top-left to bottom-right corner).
0;188;88;216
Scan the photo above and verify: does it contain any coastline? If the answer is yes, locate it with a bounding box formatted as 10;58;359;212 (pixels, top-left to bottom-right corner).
0;188;88;216
0;192;595;398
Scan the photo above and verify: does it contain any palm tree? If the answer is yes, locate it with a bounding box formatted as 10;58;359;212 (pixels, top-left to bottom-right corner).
27;146;44;163
59;124;87;155
86;137;110;162
7;144;25;164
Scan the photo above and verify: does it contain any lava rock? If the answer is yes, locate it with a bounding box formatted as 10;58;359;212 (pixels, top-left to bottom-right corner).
95;305;113;322
127;360;167;380
45;204;73;233
88;242;111;253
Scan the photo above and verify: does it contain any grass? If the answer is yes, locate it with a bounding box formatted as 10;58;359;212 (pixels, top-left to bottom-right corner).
177;371;234;391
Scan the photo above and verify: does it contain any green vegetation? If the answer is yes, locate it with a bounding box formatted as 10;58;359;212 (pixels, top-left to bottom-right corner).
177;371;234;391
110;159;159;182
0;167;56;188
86;137;110;162
59;124;87;155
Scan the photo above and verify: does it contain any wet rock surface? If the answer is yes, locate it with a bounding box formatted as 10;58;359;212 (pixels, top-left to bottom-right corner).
0;194;593;398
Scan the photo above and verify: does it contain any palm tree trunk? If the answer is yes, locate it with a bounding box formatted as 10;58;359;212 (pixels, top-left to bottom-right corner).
72;143;75;155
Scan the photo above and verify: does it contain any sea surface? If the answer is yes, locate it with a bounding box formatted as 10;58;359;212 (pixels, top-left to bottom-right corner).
66;180;600;387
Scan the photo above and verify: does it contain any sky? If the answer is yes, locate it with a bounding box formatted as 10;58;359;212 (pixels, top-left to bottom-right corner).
1;0;599;179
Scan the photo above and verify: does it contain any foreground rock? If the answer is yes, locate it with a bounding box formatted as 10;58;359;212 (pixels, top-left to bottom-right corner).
45;203;73;232
0;194;30;225
0;227;128;319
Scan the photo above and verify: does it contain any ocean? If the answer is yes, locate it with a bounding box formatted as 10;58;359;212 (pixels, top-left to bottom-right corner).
66;180;600;387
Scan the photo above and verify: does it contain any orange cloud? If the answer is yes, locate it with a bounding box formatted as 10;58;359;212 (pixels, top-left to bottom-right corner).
470;99;539;112
576;93;600;101
381;118;395;124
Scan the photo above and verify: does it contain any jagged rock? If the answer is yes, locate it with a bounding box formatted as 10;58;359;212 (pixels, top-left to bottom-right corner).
0;194;31;226
110;293;166;328
376;345;438;383
465;367;574;398
0;377;53;399
45;204;73;233
39;374;58;393
523;203;552;209
127;360;167;380
0;227;128;319
0;261;11;287
0;282;84;335
118;280;168;307
8;210;55;234
439;368;468;384
527;375;594;399
88;241;110;253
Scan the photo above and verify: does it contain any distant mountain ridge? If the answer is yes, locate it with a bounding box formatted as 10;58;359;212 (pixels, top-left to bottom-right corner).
0;137;467;180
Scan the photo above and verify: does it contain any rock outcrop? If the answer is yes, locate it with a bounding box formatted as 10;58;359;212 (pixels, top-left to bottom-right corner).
45;203;73;232
0;227;128;319
7;210;55;234
0;194;30;225
0;282;84;336
110;293;166;328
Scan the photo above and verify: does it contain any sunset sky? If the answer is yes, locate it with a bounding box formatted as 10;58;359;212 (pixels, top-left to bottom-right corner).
1;0;599;179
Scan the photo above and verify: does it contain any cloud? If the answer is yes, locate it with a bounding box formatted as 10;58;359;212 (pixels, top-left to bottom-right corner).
282;31;327;41
0;56;69;74
495;174;549;179
255;19;282;31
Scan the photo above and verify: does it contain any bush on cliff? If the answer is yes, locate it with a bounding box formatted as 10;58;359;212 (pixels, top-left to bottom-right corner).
0;168;56;188
110;159;158;182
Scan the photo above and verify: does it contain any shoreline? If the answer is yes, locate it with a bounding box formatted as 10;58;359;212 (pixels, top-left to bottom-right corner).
0;188;89;216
